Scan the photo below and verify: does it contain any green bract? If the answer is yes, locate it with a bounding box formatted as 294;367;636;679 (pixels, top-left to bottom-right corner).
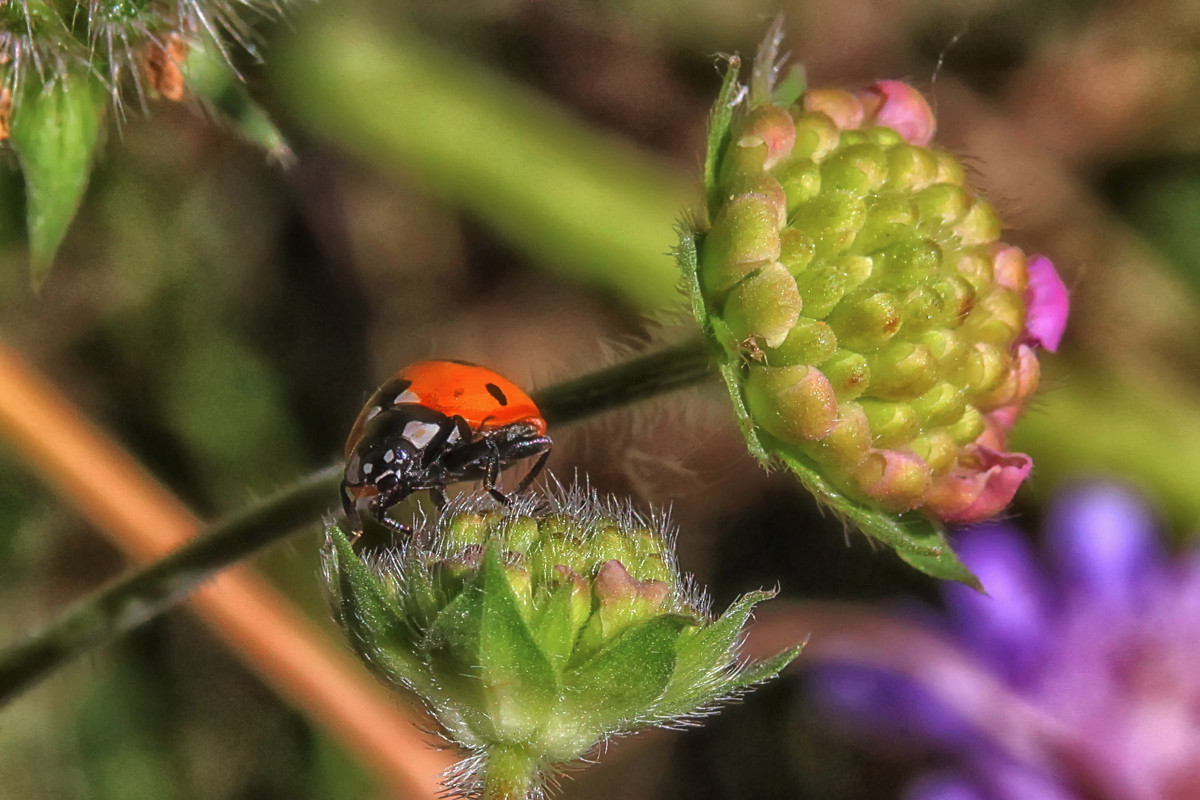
681;30;1054;584
0;0;291;277
323;486;800;799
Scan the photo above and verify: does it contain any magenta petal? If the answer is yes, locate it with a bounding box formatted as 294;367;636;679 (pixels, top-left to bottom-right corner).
1022;255;1069;352
929;447;1033;524
860;80;936;146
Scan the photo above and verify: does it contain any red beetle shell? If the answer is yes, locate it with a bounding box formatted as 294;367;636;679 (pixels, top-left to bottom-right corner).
342;360;551;531
344;360;546;458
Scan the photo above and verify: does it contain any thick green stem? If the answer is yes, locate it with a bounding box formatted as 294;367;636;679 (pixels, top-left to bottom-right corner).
533;337;714;425
274;9;689;312
0;341;717;704
0;465;341;704
480;746;540;800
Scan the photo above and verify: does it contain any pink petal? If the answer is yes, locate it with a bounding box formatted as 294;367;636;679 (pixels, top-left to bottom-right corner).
741;105;798;169
926;446;1033;524
853;448;933;512
990;245;1028;294
858;80;936;146
1022;255;1069;352
802;89;866;130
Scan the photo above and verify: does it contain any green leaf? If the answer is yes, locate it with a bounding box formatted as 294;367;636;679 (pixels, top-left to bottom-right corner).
531;582;581;672
563;614;690;735
184;36;293;163
477;545;560;741
656;590;798;717
724;644;802;691
675;225;707;324
773;444;981;588
323;526;429;691
425;572;485;676
9;74;106;285
672;590;775;687
749;14;784;106
704;55;743;220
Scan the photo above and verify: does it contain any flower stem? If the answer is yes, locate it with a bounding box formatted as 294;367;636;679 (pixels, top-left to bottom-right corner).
481;747;540;800
0;465;341;704
533;337;715;425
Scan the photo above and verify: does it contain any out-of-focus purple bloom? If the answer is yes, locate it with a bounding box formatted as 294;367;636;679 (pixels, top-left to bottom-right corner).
812;483;1200;800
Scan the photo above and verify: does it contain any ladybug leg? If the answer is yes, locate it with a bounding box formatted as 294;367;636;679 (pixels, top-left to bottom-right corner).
379;509;413;535
513;447;551;495
372;481;416;535
420;416;460;469
430;486;448;510
482;437;510;505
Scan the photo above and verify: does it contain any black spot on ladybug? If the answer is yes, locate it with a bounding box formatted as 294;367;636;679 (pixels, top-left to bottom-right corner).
385;378;412;398
485;383;508;405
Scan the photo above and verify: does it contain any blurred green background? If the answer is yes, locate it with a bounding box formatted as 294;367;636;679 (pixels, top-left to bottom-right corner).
3;0;1200;797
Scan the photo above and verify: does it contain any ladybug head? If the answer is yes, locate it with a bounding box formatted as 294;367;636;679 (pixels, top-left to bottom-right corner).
343;405;458;520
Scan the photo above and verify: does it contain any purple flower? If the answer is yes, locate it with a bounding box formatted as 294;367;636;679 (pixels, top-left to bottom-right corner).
811;484;1200;800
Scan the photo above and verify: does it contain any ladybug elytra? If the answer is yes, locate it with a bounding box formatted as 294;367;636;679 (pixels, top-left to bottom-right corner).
342;360;552;532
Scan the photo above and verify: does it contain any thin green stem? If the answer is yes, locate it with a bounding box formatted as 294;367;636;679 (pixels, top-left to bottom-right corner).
533;337;714;425
480;747;539;800
0;466;341;704
0;340;718;704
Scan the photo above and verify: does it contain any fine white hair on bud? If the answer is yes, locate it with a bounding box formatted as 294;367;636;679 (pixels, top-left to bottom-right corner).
0;0;297;113
323;477;801;799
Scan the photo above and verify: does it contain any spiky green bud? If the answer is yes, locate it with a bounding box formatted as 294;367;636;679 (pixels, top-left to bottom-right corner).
323;485;800;799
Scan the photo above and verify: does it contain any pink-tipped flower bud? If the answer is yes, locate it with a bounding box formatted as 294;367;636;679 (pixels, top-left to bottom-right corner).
857;80;937;146
689;51;1068;535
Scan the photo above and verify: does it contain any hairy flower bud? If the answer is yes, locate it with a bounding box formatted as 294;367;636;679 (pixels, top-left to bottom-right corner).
323;484;800;798
680;27;1069;581
0;0;293;278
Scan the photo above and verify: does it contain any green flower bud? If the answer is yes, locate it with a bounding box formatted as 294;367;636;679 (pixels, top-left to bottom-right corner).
324;485;800;798
1;0;293;279
724;262;803;348
681;29;1067;582
746;364;839;443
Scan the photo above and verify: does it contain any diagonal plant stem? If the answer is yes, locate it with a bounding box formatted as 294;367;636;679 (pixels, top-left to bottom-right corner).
532;337;713;425
0;465;342;703
0;335;718;779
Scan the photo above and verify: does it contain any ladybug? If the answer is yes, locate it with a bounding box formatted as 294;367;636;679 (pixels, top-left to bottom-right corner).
342;360;552;532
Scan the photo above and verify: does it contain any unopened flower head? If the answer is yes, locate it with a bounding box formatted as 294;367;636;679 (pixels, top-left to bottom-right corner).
323;483;800;798
693;56;1068;527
